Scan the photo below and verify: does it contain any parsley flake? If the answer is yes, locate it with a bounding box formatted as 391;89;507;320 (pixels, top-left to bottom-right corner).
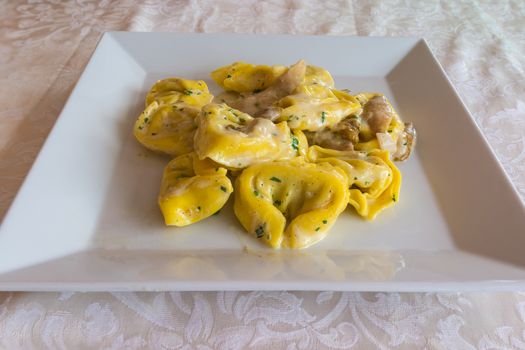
291;136;299;151
220;186;227;192
321;111;327;123
255;224;265;238
322;220;327;224
315;227;320;232
270;177;282;183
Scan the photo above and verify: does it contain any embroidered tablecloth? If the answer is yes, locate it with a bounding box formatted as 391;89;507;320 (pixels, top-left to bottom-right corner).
1;1;524;348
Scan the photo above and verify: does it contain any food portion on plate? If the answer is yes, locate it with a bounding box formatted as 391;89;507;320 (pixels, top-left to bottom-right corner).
158;153;233;226
133;61;416;249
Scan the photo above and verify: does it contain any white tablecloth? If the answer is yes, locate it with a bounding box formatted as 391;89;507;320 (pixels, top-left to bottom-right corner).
1;1;524;348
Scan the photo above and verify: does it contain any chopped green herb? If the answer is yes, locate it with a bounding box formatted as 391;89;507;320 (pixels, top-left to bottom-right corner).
388;129;393;133
322;220;327;224
403;141;408;146
354;177;358;180
350;114;358;119
215;168;219;172
270;177;281;183
255;224;265;238
226;74;232;78
392;194;397;202
151;132;157;136
365;181;370;185
138;126;143;130
291;136;299;151
197;206;201;211
184;89;193;95
321;111;327;123
253;190;259;196
220;186;227;192
315;227;320;232
274;199;282;206
144;117;149;123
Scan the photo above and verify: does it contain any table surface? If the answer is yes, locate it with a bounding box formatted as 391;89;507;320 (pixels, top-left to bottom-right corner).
1;1;524;349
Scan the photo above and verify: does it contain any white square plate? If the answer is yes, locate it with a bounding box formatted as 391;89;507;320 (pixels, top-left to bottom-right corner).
1;33;524;291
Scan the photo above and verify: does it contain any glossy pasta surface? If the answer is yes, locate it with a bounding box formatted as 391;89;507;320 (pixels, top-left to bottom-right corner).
133;61;416;249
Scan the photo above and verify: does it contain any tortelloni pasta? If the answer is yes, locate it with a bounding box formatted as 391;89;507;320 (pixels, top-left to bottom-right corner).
307;146;401;220
301;91;417;161
211;62;334;93
134;77;214;156
211;62;287;93
234;158;349;249
158;153;233;226
303;65;335;88
145;78;213;107
275;84;361;131
133;101;198;156
131;59;416;249
194;103;303;169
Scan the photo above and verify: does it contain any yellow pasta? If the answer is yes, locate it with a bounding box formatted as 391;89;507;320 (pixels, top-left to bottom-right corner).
303;65;335;87
234;158;349;249
132;60;415;249
194;103;298;169
158;153;233;226
307;146;401;220
133;101;198;156
275;84;361;131
211;62;287;93
146;78;213;107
